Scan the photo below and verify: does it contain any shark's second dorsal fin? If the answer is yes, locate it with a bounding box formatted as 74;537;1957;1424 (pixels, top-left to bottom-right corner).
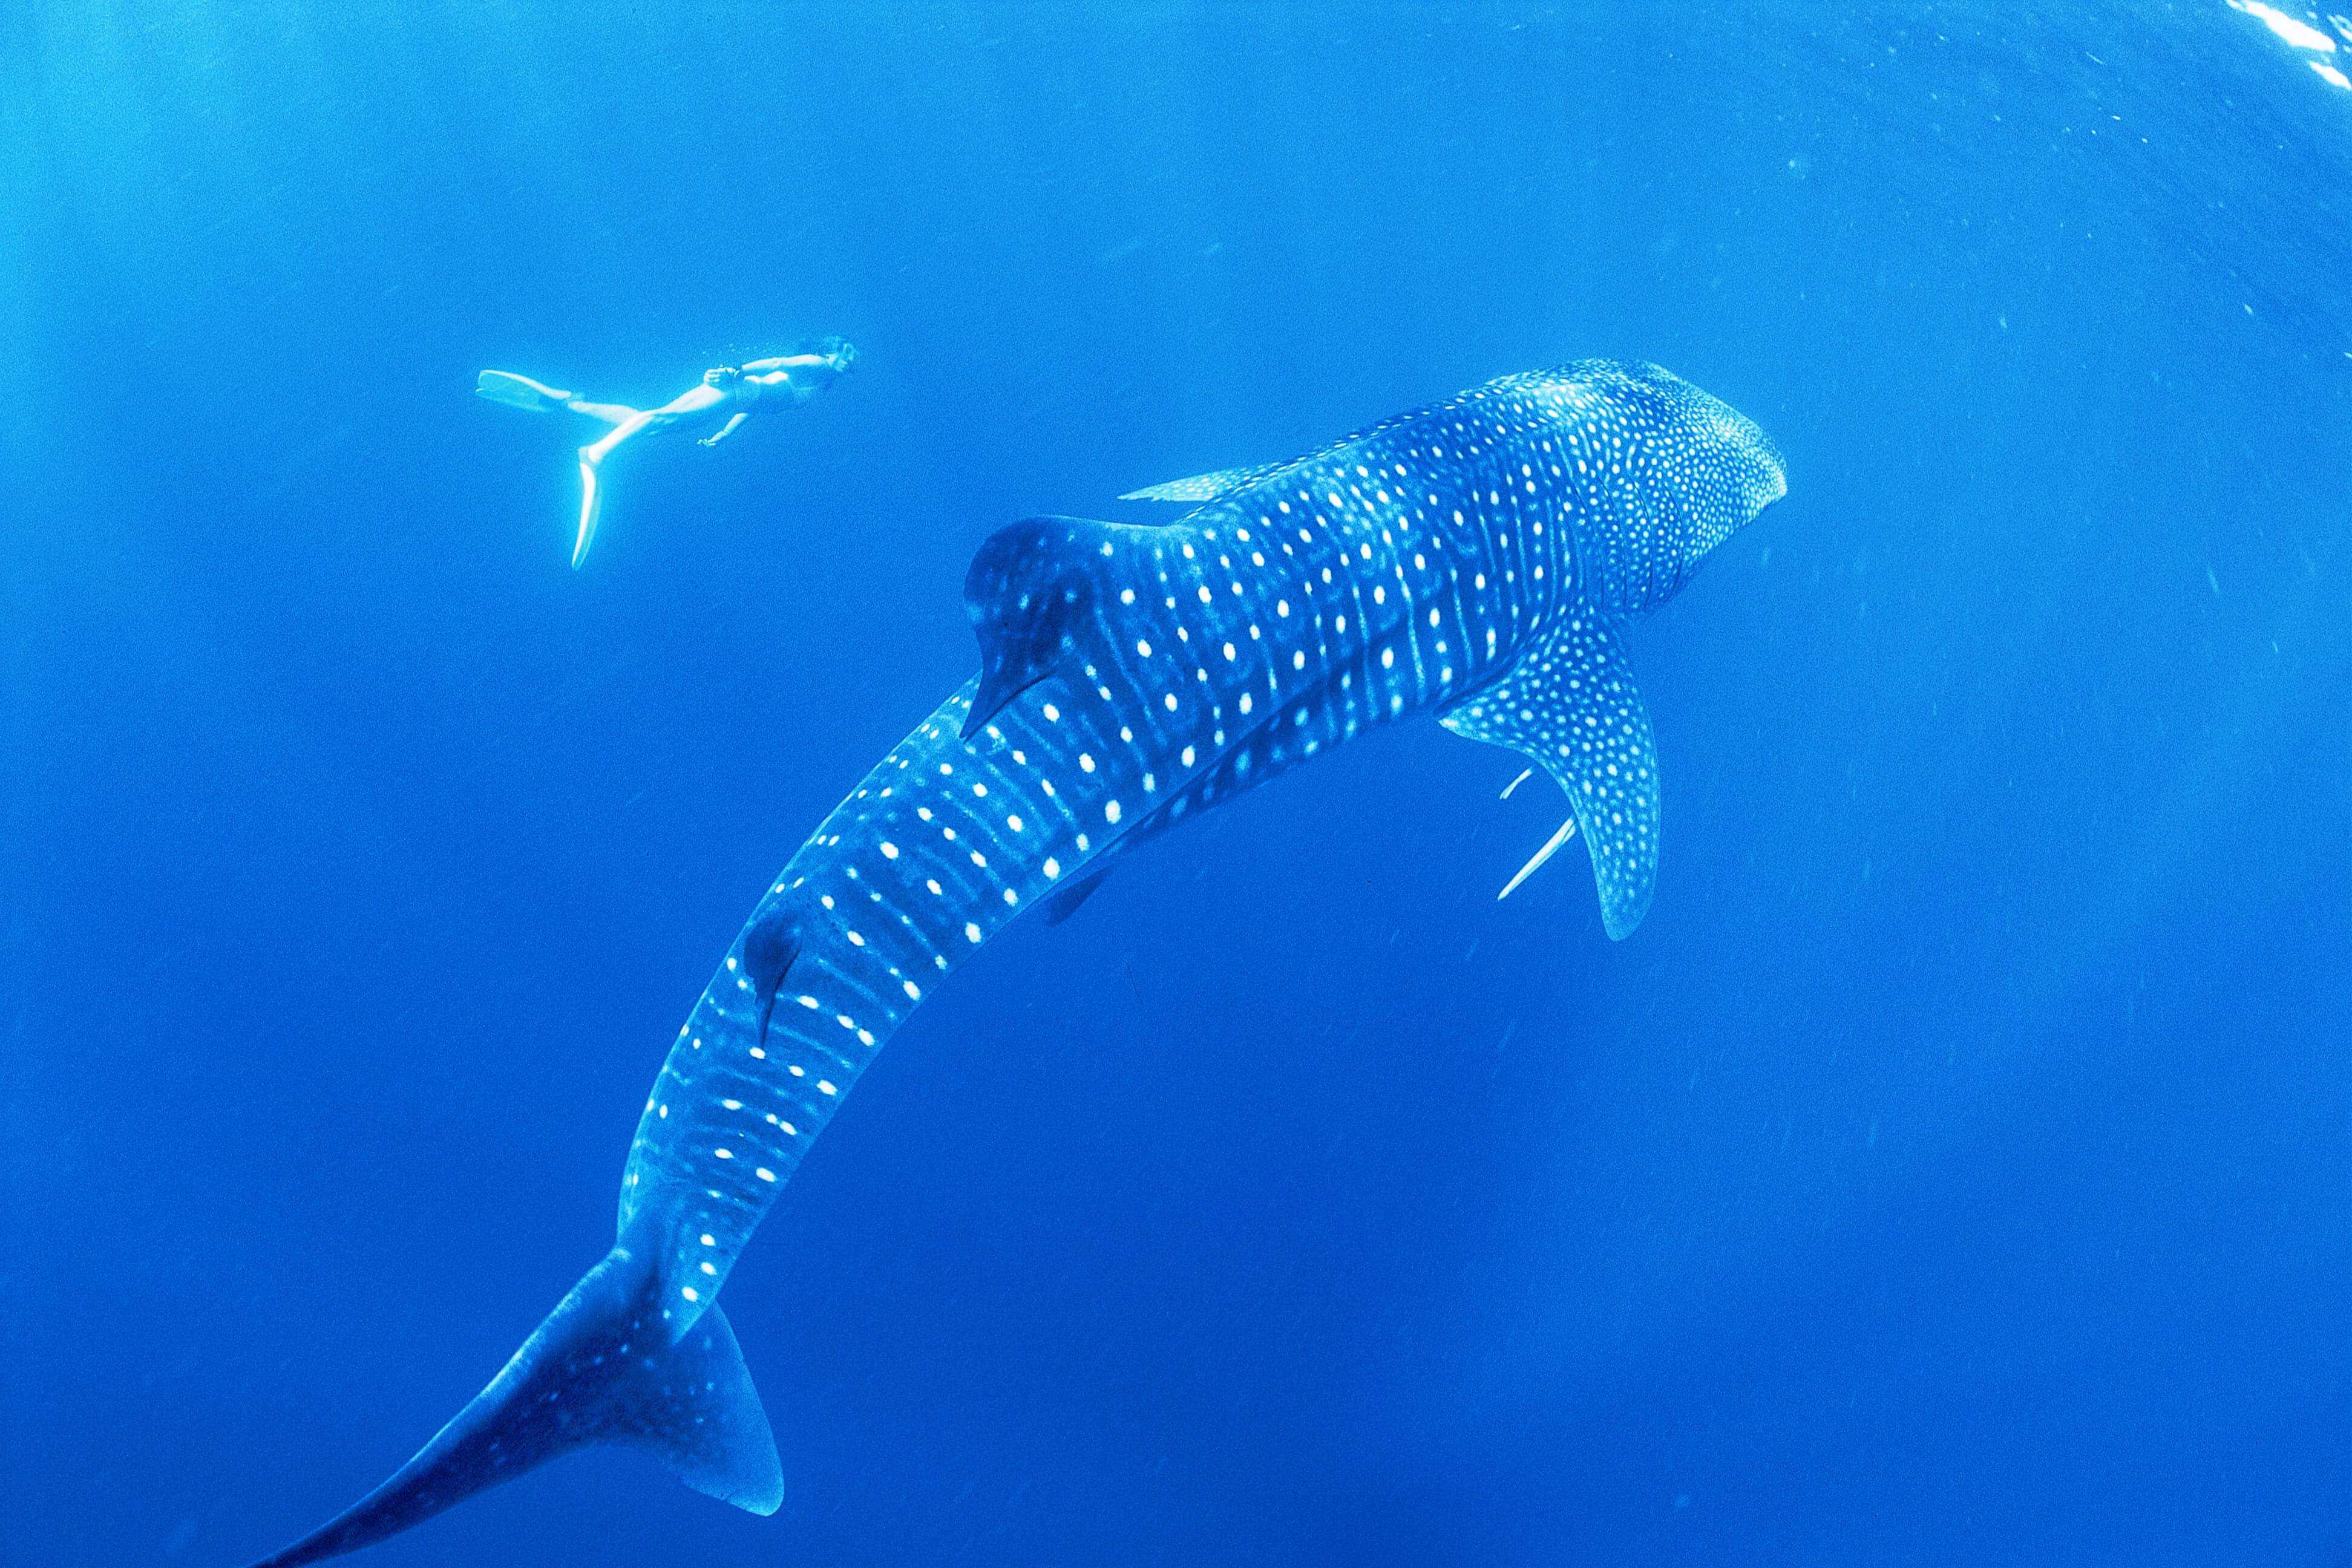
740;910;801;1047
1438;612;1663;939
1119;460;1289;505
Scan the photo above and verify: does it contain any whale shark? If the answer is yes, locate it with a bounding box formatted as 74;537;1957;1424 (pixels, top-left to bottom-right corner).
238;360;1785;1567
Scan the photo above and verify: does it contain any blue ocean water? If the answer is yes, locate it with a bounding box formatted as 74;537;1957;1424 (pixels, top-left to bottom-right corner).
4;4;2347;1565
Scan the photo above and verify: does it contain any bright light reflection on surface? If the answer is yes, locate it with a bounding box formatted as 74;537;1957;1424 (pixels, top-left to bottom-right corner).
2315;59;2352;86
2226;0;2339;51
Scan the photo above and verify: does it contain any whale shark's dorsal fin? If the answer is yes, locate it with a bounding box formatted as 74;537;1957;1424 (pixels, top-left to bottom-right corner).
961;516;1106;737
1439;611;1662;939
961;515;1161;738
1118;461;1289;504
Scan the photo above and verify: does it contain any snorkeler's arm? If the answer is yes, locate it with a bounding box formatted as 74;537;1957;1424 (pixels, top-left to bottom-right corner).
739;354;830;374
699;412;751;448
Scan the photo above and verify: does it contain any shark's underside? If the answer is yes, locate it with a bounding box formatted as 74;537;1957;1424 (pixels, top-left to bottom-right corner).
238;361;1784;1567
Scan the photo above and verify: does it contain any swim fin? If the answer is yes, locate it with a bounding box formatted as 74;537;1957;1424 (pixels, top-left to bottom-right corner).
573;454;604;569
476;370;576;412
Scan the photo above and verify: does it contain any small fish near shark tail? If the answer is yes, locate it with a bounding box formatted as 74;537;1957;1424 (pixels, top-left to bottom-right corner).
240;1223;779;1568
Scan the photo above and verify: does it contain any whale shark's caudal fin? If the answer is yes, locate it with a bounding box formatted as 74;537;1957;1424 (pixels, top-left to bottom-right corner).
243;1224;781;1568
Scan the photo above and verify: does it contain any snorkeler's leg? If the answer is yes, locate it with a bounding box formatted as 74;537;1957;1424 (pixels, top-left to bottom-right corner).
565;400;640;426
570;410;662;567
567;385;726;567
581;411;657;466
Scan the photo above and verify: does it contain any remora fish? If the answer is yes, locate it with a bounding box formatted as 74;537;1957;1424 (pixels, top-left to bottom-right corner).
239;361;1785;1567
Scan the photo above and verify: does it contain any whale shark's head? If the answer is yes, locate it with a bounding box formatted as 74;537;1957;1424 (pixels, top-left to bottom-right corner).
1550;362;1786;615
1660;368;1787;557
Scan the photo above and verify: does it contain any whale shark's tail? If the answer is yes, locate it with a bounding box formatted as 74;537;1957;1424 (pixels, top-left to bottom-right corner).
242;1220;781;1568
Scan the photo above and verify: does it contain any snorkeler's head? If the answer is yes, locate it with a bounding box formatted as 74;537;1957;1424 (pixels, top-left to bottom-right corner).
819;336;859;373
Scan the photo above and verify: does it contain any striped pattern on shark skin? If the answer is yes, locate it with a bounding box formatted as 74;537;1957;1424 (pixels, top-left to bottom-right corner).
238;361;1785;1568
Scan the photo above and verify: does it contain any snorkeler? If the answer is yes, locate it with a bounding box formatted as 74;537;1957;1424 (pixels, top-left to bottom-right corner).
476;337;858;568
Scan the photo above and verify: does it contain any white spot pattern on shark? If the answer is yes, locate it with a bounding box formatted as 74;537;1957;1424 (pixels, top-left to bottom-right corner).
236;361;1785;1568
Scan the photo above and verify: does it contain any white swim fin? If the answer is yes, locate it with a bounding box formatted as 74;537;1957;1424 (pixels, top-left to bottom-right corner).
573;454;604;569
477;370;576;412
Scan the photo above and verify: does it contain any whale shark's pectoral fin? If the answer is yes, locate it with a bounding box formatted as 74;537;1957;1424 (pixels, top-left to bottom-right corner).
1119;461;1287;503
1438;612;1662;939
241;1223;779;1568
